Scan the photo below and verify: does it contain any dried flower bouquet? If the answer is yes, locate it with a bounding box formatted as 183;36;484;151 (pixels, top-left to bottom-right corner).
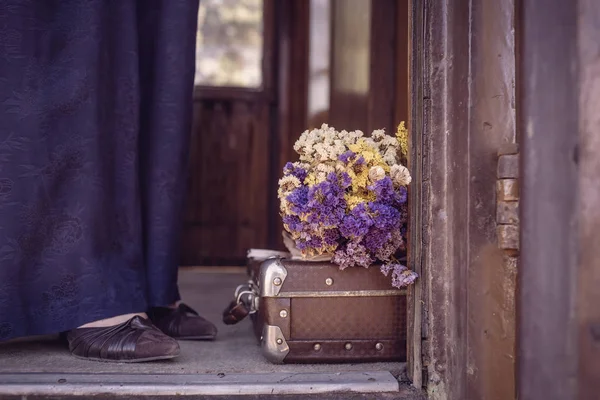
278;123;418;288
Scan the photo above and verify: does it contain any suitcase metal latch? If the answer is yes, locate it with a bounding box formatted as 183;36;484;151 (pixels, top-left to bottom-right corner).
234;281;259;314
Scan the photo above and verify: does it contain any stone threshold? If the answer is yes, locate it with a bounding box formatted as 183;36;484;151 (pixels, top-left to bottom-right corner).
0;371;411;397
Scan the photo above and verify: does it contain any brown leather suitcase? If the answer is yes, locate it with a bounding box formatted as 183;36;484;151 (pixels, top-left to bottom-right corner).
224;255;407;364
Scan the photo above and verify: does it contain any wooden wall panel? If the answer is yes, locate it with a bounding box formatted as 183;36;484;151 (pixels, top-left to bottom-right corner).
577;1;600;396
182;97;270;265
517;0;579;399
519;0;600;399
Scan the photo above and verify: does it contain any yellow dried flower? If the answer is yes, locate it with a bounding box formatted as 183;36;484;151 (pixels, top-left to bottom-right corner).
348;139;390;171
396;121;409;163
304;172;317;186
345;192;376;209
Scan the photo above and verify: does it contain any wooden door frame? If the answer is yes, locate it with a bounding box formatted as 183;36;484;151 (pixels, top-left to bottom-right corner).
406;0;424;389
407;0;474;395
409;0;519;398
407;1;473;395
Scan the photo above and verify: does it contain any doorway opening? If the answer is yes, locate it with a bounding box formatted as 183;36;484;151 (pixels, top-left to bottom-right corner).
0;0;421;397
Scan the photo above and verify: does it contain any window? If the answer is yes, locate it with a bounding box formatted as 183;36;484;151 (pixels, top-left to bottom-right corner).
194;0;264;87
307;0;331;128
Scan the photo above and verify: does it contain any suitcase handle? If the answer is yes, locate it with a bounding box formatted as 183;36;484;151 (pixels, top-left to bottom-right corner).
222;281;259;325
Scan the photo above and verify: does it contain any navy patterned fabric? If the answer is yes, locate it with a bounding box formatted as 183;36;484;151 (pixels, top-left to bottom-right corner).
0;0;199;340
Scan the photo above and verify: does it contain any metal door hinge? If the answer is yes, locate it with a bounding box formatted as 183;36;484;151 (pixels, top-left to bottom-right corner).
497;144;519;254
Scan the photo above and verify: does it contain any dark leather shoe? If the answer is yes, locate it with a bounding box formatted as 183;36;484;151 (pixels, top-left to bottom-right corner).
67;316;180;363
149;303;218;340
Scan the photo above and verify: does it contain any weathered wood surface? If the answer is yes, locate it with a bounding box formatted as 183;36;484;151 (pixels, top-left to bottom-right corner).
576;1;600;397
518;0;581;399
416;0;518;398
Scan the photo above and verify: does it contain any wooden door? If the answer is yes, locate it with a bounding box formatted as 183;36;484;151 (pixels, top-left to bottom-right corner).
181;0;276;266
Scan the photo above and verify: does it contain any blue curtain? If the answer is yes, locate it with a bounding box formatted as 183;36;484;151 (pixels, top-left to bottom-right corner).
0;0;199;340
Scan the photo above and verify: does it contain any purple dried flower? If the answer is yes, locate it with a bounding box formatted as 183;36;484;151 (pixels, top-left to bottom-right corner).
305;173;348;227
397;186;408;204
363;227;392;253
279;133;413;288
381;263;418;288
338;151;356;164
380;263;395;276
332;240;374;270
393;269;418;287
307;235;324;249
322;228;340;246
339;172;352;188
375;229;403;261
282;215;303;233
287;186;309;214
283;162;308;182
368;202;401;232
368;177;408;206
295;238;309;251
339;203;373;238
368;176;394;203
338;151;365;167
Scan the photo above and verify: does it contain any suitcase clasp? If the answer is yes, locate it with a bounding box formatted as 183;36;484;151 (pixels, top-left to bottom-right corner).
234;281;259;314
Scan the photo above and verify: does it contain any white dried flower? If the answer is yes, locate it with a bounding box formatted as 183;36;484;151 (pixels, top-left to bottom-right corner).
334;162;347;174
278;175;301;197
293;124;365;162
278;175;302;213
383;148;399;165
315;163;335;183
361;131;400;166
390;164;411;186
291;161;310;170
368;166;386;182
371;129;387;141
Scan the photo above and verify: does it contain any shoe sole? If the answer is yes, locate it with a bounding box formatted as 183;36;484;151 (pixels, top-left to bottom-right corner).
71;353;179;363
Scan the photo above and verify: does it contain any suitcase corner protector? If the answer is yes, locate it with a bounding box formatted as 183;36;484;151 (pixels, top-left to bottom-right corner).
261;324;289;364
260;257;288;297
